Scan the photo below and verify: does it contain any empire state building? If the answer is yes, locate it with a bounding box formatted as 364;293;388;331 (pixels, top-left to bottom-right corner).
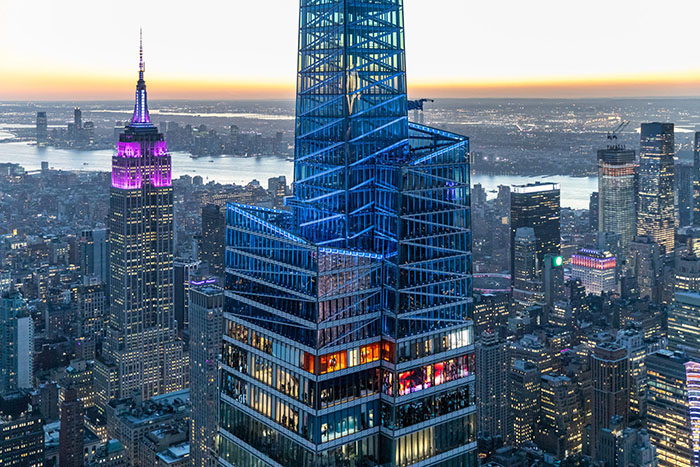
95;33;185;405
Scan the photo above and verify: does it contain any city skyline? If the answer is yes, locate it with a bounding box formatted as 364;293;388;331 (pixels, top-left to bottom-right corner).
4;0;700;100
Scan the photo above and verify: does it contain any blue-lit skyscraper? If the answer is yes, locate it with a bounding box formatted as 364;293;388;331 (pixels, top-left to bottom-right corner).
218;1;475;466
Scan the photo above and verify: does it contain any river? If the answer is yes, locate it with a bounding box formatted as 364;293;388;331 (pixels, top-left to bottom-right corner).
0;142;597;209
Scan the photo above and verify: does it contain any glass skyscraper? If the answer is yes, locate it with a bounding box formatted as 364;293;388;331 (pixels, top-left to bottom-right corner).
597;146;637;253
510;182;561;278
637;122;675;257
219;1;475;466
96;35;185;405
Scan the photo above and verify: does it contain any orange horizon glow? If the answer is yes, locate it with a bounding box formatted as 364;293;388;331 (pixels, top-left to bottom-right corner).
4;71;700;101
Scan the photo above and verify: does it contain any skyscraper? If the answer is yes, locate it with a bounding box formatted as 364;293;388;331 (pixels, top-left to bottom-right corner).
693;131;700;225
570;248;617;295
628;235;663;303
509;359;540;446
189;283;222;467
0;289;33;393
59;386;84;467
591;342;630;459
476;331;509;443
536;374;583;459
80;228;110;284
668;291;700;356
637;123;675;256
677;163;695;228
512;227;542;309
173;259;200;334
510;182;561;277
219;2;474;465
36;111;47;145
199;204;225;277
597;145;637;252
646;350;698;467
589;191;599;232
96;34;184;405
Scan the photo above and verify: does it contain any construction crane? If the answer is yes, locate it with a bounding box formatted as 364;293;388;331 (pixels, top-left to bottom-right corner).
407;98;434;111
607;120;630;141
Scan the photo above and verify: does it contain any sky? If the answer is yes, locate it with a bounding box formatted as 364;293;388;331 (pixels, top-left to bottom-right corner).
2;0;700;100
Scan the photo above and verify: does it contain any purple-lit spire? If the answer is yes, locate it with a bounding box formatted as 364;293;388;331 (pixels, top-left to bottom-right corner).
131;28;152;126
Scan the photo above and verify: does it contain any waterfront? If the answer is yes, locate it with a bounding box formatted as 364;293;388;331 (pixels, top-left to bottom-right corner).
0;142;597;209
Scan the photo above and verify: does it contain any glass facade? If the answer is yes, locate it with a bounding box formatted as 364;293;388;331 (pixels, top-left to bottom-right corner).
597;146;637;253
219;1;474;465
637;122;675;256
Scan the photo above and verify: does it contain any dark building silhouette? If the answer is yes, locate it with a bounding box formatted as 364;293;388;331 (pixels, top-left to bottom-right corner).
59;386;84;467
200;204;225;277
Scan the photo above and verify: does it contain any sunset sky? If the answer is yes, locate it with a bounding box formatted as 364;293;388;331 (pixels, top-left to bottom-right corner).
2;0;700;100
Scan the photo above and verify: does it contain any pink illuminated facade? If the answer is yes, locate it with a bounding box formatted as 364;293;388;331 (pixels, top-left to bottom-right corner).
570;248;618;295
96;34;184;406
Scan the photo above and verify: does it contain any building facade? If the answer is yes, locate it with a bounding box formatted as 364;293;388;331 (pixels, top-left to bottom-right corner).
509;359;540;446
570;248;617;296
668;291;700;356
97;38;184;405
218;1;475;466
190;284;223;467
200;204;226;277
476;331;509;443
598;146;637;253
0;289;33;393
637;123;675;256
510;182;561;278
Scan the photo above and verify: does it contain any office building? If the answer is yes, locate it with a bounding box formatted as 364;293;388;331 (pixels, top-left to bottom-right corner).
36;111;47;145
97;37;185;405
81;228;110;284
675;250;700;292
694;131;700;225
598;145;637;252
218;2;475;466
598;418;658;467
591;343;629;458
510;182;561;277
0;270;10;294
473;292;510;333
509;360;540;446
59;386;84;467
628;236;663;303
637;123;675;256
200;204;225;277
0;289;33;393
512;227;543;309
589;191;599;232
617;328;648;419
173;259;200;334
668;291;700;355
678;163;695;227
647;350;697;467
536;374;583;459
476;331;508;443
543;252;565;314
75;277;106;349
189;284;222;467
105;389;190;466
570;248;617;295
0;392;43;467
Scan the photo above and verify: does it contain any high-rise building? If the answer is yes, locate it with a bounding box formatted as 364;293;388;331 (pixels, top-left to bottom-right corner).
510;182;561;277
598;418;658;467
535;374;583;459
677;163;695;228
646;350;698;467
628;235;663;303
218;2;475;466
75;277;106;350
598;145;637;253
81;228;110;284
668;291;700;356
97;36;184;405
617;328;649;420
693;131;700;225
0;289;33;393
512;227;543;309
173;259;200;334
675;249;700;292
473;292;510;333
637;123;675;256
199;204;225;277
476;331;508;443
59;386;84;467
570;248;618;295
591;342;630;458
509;359;540;446
0;392;44;467
589;191;599;232
189;284;222;467
36;111;48;145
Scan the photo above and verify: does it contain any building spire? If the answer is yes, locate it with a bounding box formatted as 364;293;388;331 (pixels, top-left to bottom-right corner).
130;28;152;126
